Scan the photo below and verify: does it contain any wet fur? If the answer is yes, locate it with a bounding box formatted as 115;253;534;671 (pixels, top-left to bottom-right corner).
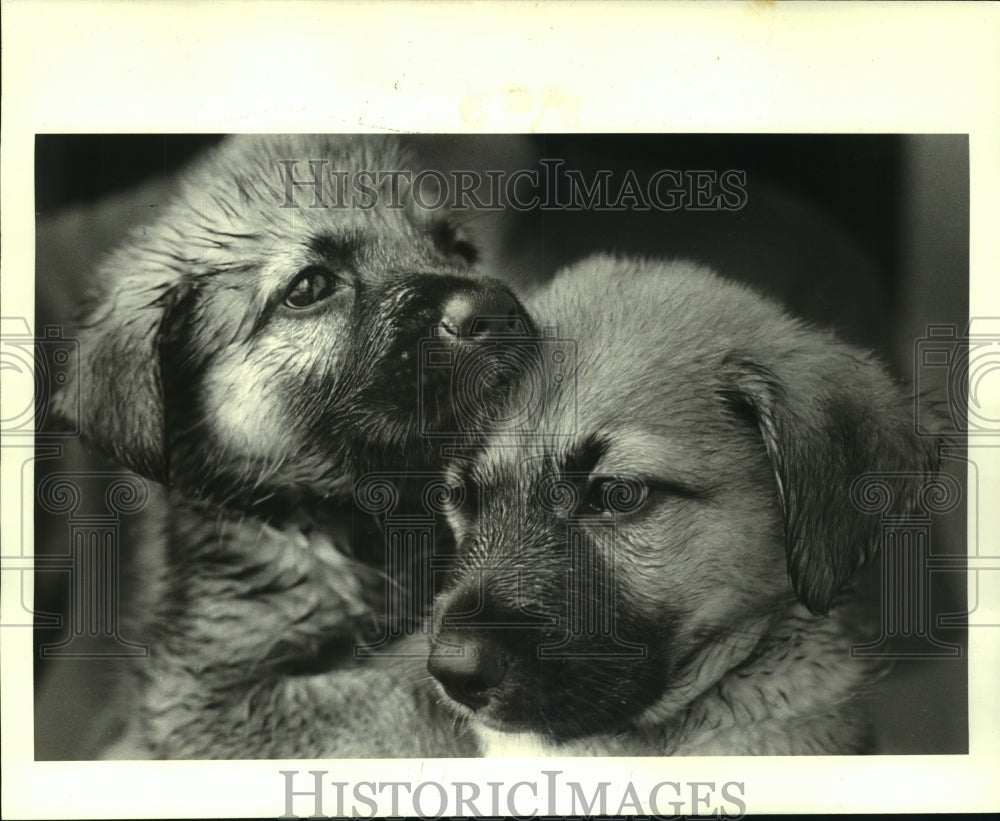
431;255;939;756
55;134;525;758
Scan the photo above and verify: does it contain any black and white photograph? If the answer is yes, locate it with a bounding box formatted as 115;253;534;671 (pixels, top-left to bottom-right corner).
30;131;970;763
2;2;998;819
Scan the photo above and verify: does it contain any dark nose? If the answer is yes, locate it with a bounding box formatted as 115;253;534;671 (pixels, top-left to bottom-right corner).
427;634;507;710
438;283;528;341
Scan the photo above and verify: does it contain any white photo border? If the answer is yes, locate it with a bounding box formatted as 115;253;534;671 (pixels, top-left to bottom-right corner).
2;1;998;817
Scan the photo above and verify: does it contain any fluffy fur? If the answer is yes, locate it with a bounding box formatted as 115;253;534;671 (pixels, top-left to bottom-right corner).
55;134;532;758
428;254;940;756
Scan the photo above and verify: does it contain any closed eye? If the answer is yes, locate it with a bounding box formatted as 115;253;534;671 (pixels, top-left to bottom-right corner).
442;466;480;518
432;221;479;267
450;239;479;266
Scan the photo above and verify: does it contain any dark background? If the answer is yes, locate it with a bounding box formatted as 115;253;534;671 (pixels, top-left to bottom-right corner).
33;133;911;351
32;133;970;757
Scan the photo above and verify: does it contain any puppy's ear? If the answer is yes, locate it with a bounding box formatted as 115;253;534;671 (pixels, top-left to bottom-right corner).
52;262;189;483
722;337;939;615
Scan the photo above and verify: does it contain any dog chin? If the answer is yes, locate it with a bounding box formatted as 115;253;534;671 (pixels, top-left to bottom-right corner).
473;725;562;758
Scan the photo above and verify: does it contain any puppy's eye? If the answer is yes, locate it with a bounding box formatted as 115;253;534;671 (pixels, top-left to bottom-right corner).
284;266;339;309
434;478;465;514
450;239;479;266
441;474;479;517
578;476;650;518
432;221;479;267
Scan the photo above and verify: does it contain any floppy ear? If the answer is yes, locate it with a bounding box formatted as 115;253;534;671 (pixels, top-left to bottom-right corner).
52;264;188;483
721;337;940;615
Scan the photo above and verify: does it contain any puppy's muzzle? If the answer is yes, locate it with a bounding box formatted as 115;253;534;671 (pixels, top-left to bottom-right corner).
383;275;536;374
428;574;666;738
373;275;539;441
427;635;508;710
437;284;527;342
427;583;547;718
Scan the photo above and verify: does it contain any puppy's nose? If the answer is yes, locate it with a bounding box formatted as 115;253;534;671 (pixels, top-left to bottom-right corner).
428;634;507;710
439;284;526;340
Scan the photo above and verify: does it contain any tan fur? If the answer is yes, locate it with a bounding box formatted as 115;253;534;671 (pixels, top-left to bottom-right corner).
56;134;532;759
429;254;938;756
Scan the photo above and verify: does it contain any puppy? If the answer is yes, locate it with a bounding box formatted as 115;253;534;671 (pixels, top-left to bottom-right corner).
54;134;535;758
429;254;939;756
